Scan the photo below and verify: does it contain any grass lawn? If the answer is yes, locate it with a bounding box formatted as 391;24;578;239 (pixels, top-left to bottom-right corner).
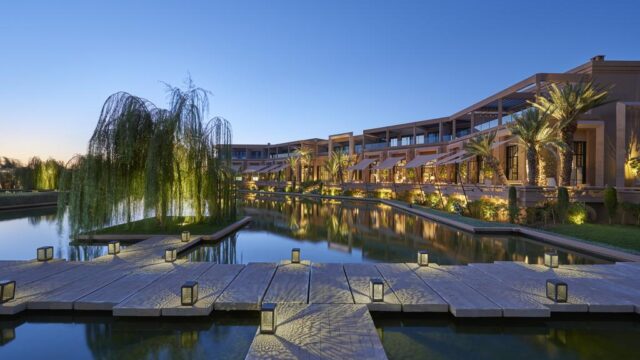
544;223;640;252
94;216;234;235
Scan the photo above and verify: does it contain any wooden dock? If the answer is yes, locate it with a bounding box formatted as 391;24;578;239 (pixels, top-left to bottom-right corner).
2;227;640;358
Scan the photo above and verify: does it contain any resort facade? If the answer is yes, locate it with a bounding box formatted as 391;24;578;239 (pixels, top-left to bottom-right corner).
232;56;640;204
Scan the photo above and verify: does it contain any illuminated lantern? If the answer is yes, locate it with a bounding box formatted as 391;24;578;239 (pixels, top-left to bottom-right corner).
108;241;120;255
370;278;384;302
181;231;190;242
417;250;429;266
291;248;301;264
544;250;559;268
546;279;568;303
260;303;277;334
0;280;16;303
165;248;177;262
37;246;54;261
181;281;199;305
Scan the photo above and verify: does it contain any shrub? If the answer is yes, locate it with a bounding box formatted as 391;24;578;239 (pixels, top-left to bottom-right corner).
621;201;640;225
466;198;507;222
567;202;588;225
508;186;518;223
603;186;618;224
556;187;569;223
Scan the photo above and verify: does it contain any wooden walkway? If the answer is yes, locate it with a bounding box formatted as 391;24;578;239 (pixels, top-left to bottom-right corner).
2;229;640;358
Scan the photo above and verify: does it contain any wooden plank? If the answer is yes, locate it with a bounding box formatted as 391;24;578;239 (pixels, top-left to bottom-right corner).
74;263;176;311
408;263;502;317
162;264;245;316
215;263;277;311
309;263;353;304
470;263;588;313
112;263;214;316
375;263;447;312
496;262;636;313
435;264;550;317
245;304;387;360
0;261;79;286
262;263;310;304
344;263;401;312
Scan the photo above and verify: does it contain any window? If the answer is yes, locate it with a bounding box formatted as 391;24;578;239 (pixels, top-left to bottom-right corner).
390;138;398;147
506;145;519;180
415;135;424;144
573;141;587;185
401;136;411;146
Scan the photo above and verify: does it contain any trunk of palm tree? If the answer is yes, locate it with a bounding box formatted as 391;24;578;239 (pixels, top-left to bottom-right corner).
526;148;538;186
537;153;547;186
559;127;575;186
486;156;509;185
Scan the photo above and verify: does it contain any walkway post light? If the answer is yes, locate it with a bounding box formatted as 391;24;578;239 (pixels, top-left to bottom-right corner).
181;281;199;306
108;241;120;255
165;248;177;262
544;250;559;268
417;251;429;266
260;303;277;334
37;246;54;261
181;231;190;242
546;279;568;302
291;248;301;264
370;278;384;302
0;280;16;303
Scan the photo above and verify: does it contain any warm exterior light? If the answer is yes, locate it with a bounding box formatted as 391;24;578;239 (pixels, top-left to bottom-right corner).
165;248;177;262
544;250;559;268
370;278;384;302
108;241;120;255
417;250;429;266
546;279;568;303
181;231;190;242
0;280;16;303
291;248;300;263
260;303;277;334
37;246;53;261
181;281;199;305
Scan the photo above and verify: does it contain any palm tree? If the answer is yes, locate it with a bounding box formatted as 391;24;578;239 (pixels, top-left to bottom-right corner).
463;131;508;185
324;154;340;183
294;146;313;182
286;155;299;191
531;81;609;186
508;108;565;186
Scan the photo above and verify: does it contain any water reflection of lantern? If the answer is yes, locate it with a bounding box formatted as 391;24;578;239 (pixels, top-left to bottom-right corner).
181;231;190;242
108;241;120;255
546;279;568;302
37;246;54;261
181;281;199;305
370;278;384;302
544;250;559;268
1;328;16;345
260;303;277;334
165;248;177;262
0;280;16;303
417;251;429;266
180;331;199;347
291;248;301;263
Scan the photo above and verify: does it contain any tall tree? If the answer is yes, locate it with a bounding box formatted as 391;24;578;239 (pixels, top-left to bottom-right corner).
531;81;608;186
463;131;509;185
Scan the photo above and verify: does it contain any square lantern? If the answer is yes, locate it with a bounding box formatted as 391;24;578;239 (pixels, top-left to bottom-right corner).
260;303;277;334
181;281;199;306
370;278;384;302
165;248;177;262
291;248;301;264
417;250;429;266
544;250;559;268
108;241;120;255
181;231;190;242
546;279;568;303
0;280;16;303
37;246;54;262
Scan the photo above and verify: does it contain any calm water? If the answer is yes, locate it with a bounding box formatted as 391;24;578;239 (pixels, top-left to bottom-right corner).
0;312;257;359
374;314;640;360
181;195;609;264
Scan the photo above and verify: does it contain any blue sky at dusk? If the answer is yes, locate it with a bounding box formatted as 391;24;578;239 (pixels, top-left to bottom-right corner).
1;0;639;162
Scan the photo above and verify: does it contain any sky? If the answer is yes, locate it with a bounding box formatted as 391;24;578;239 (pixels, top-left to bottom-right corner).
1;0;639;163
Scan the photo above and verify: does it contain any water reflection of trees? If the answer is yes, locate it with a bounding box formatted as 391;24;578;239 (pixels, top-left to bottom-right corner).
238;195;603;264
183;234;238;264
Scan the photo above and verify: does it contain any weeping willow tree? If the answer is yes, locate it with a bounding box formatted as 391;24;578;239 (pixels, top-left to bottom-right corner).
59;80;235;235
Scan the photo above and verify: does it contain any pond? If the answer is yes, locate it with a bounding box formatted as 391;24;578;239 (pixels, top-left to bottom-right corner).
374;313;640;360
0;311;257;359
0;195;610;264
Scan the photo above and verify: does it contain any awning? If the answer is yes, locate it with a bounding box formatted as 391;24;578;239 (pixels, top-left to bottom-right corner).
491;138;514;149
258;164;279;173
269;163;290;173
433;151;466;166
372;156;404;170
348;158;376;171
440;155;475;165
243;165;266;174
404;153;447;169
